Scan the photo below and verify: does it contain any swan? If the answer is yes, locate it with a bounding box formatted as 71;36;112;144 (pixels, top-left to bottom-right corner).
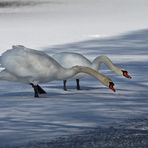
52;52;132;90
0;45;116;97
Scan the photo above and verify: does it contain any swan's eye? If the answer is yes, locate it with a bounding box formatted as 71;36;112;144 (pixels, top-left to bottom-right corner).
122;70;132;79
109;82;116;92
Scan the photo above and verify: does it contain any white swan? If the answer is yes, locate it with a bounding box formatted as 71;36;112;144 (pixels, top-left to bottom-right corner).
0;45;116;97
52;52;132;90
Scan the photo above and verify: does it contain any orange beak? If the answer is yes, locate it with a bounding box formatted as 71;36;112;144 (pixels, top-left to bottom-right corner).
122;70;132;79
109;82;116;92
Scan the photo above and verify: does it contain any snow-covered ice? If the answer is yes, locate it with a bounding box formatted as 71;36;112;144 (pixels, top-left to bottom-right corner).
0;29;148;147
0;0;148;147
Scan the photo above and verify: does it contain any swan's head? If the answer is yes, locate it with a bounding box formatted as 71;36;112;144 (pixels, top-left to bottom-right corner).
121;70;132;79
102;77;116;92
109;82;116;92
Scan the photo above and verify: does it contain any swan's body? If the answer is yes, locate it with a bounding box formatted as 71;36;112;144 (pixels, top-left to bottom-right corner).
0;45;115;97
53;53;92;79
52;52;131;90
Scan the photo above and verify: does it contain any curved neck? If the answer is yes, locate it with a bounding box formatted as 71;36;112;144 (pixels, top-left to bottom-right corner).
56;67;76;80
92;55;122;75
62;66;112;87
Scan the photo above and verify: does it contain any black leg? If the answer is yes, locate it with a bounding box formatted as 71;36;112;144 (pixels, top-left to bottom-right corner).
30;83;39;98
63;80;67;91
76;79;80;90
37;85;47;94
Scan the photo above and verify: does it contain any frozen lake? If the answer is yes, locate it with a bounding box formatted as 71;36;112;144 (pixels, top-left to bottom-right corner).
0;1;148;147
0;29;148;147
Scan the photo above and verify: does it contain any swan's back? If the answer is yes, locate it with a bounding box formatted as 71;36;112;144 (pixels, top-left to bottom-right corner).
52;52;92;68
1;46;63;81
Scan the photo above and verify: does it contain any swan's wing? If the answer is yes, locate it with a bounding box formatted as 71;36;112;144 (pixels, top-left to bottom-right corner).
52;52;92;68
1;48;60;79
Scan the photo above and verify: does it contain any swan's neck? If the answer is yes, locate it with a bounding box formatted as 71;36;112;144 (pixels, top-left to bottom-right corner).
56;67;77;80
56;65;111;87
71;66;112;87
92;55;122;75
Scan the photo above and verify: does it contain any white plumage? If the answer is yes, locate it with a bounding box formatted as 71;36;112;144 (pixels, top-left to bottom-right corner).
52;52;132;90
0;45;115;97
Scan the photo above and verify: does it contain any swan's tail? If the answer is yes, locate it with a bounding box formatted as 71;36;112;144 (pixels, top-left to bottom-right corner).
0;56;2;68
0;70;18;82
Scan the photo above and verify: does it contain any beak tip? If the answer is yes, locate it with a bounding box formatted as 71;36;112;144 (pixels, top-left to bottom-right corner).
109;82;116;92
112;88;116;92
128;76;132;79
125;75;132;79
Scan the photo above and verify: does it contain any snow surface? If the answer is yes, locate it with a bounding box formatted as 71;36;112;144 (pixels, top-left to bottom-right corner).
0;29;148;147
1;0;148;51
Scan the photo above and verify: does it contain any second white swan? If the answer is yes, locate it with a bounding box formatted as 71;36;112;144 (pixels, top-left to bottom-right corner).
52;52;132;90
